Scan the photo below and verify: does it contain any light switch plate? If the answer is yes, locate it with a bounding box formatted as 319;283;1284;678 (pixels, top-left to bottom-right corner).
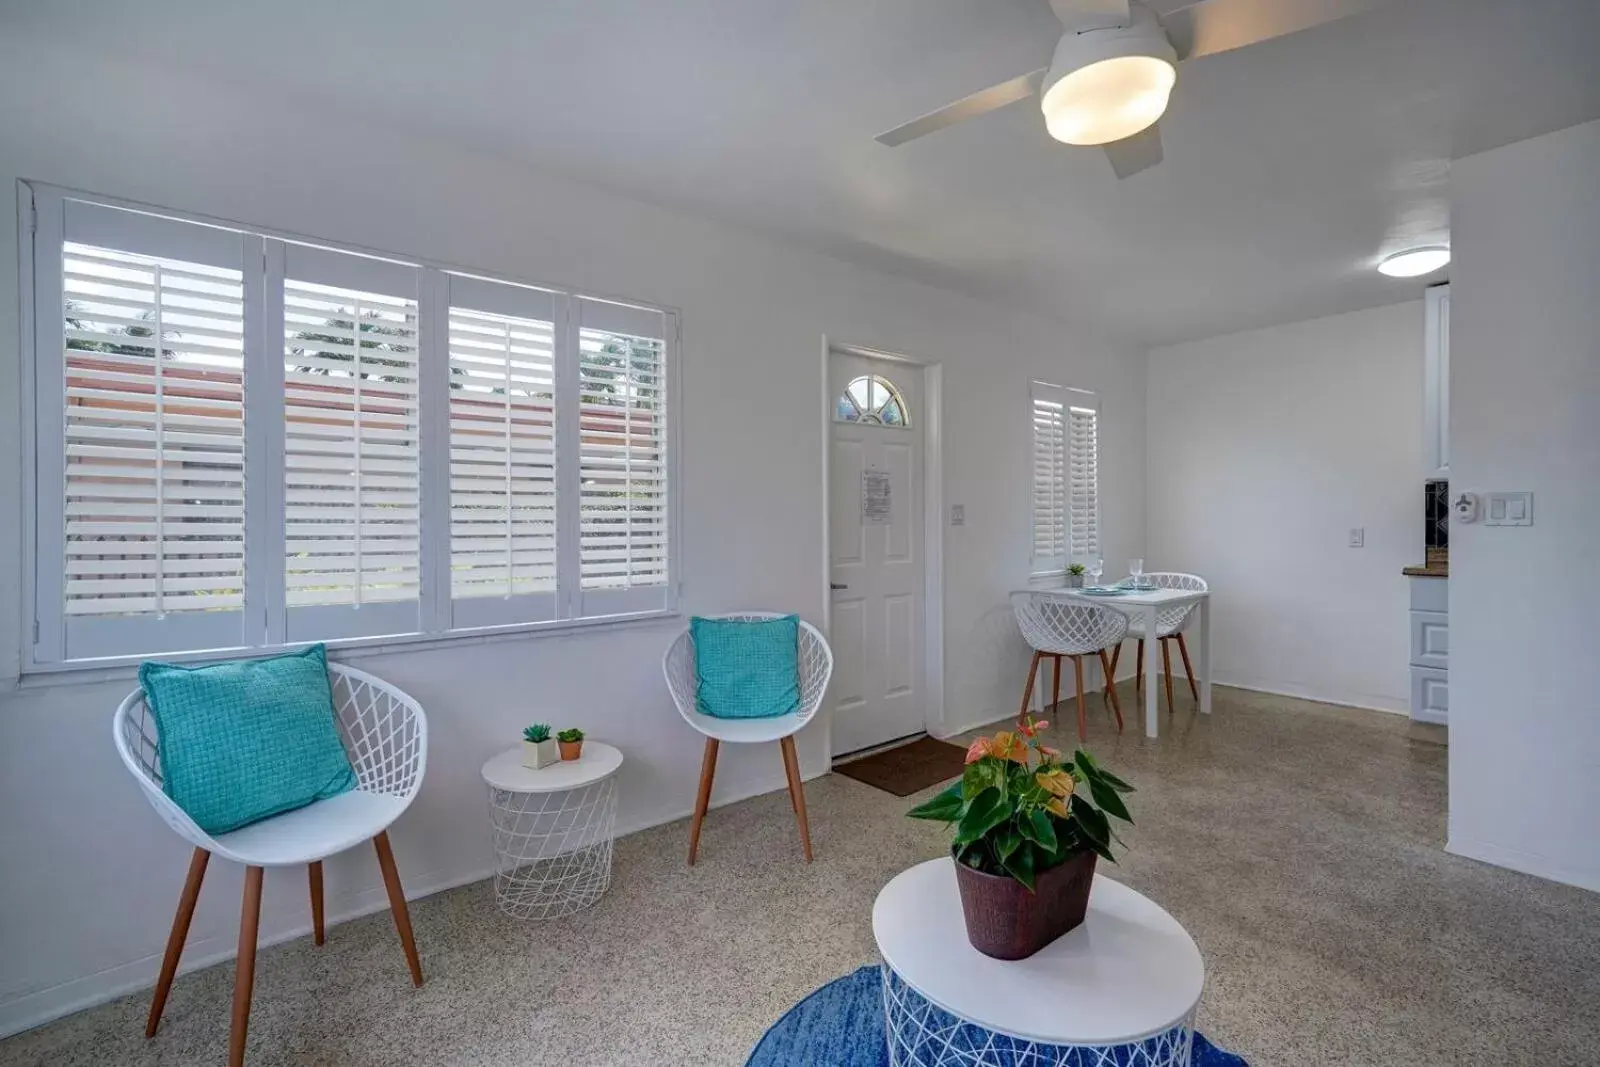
1483;491;1533;526
950;504;965;527
1348;527;1364;548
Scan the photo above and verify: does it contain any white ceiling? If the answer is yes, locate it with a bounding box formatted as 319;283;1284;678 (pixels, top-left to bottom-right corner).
8;0;1600;346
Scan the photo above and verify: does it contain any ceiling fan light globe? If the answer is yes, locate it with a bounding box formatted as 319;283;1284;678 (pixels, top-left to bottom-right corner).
1040;55;1175;145
1040;4;1177;148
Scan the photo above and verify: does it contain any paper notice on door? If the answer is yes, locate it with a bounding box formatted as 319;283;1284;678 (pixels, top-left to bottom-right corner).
862;469;891;524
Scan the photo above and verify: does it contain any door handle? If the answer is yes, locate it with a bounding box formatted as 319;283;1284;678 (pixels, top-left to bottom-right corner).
830;582;848;590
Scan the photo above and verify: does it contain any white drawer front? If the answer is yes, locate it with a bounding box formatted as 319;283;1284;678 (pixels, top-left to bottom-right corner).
1410;666;1448;725
1409;576;1448;612
1410;611;1449;669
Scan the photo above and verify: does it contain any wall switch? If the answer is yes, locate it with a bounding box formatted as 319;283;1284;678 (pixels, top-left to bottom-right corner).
1348;527;1365;548
1483;491;1533;526
950;504;965;527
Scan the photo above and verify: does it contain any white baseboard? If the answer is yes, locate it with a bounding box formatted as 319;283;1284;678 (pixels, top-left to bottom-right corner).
1446;836;1600;895
0;769;814;1040
1210;673;1409;717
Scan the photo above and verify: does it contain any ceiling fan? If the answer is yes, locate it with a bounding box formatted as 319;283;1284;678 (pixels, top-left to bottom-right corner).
875;0;1392;178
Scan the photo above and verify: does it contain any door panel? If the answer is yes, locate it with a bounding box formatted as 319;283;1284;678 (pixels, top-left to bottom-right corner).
829;351;925;756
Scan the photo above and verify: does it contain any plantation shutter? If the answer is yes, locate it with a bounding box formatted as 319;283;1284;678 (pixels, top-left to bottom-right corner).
279;243;422;641
446;275;559;627
573;298;673;616
1068;395;1100;561
43;199;253;660
1030;382;1068;574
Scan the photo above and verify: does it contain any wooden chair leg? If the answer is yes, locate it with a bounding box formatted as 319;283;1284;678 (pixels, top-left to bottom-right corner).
1073;655;1088;742
1050;655;1062;716
1176;632;1199;700
1017;650;1042;723
779;735;814;863
373;832;424;987
1136;639;1145;692
1161;637;1176;714
1105;642;1122;701
228;866;264;1067
146;847;209;1038
309;861;325;947
1098;648;1124;733
688;737;720;866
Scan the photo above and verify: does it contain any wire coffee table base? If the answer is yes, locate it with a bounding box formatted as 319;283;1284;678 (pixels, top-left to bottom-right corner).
883;967;1196;1067
486;777;618;920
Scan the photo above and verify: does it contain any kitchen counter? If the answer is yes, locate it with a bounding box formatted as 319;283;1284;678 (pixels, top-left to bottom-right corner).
1403;563;1448;578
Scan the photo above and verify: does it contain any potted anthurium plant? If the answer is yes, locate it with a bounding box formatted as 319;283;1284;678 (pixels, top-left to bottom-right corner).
908;713;1134;960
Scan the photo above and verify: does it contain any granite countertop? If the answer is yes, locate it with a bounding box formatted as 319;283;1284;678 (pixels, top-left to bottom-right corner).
1403;562;1449;578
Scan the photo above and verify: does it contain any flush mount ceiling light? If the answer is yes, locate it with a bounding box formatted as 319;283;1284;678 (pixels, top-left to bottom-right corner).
874;0;1399;180
1378;246;1451;277
1039;4;1176;146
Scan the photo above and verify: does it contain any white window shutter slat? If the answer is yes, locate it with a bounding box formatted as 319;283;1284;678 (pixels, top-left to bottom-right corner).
1068;403;1099;560
1030;383;1067;573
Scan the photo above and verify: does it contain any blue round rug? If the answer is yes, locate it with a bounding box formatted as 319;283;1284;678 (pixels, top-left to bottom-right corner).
748;966;1247;1067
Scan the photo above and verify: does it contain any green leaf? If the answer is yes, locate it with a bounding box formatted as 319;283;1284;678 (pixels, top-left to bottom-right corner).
1019;807;1059;853
1000;839;1038;891
906;784;965;823
1096;767;1136;793
954;787;1009;846
1087;777;1132;823
1070;794;1112;855
962;760;1003;799
994;826;1022;862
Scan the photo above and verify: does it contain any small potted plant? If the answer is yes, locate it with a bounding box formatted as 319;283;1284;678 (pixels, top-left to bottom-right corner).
907;713;1133;960
557;727;585;761
1066;562;1087;588
521;723;558;770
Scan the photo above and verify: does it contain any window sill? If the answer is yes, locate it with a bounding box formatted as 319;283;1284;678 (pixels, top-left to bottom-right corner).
15;609;681;691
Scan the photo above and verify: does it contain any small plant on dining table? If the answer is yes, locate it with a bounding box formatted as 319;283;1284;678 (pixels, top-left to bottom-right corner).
557;727;585;761
907;714;1135;959
1066;562;1087;587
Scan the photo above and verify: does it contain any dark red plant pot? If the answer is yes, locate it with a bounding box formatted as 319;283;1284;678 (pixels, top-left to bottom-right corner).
954;849;1098;960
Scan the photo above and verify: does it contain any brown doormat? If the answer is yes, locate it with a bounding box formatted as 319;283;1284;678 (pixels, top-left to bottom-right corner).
834;736;969;797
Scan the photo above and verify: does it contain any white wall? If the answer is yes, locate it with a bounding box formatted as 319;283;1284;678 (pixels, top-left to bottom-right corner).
1146;302;1425;713
1447;119;1600;892
0;36;1146;1032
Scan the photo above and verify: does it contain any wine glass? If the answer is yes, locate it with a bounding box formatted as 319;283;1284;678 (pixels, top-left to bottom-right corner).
1128;558;1144;589
1087;558;1103;588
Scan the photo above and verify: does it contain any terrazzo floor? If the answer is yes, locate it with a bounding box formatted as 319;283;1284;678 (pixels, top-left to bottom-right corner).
4;684;1598;1066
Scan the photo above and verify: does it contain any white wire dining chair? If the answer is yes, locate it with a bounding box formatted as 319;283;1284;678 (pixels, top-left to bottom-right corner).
1011;591;1129;742
662;612;833;865
1108;571;1210;713
112;662;428;1067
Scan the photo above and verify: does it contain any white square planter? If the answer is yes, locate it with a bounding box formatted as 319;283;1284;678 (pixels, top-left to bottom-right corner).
522;739;559;770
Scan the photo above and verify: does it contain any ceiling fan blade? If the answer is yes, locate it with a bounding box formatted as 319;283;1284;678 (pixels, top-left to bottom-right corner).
875;68;1047;147
1162;0;1393;62
1103;123;1163;179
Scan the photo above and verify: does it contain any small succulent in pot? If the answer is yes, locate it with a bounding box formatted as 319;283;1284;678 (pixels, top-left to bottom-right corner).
557;727;585;761
907;713;1134;959
521;723;559;769
1066;562;1087;588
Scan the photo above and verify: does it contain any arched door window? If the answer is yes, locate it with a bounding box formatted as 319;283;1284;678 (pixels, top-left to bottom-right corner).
835;374;909;427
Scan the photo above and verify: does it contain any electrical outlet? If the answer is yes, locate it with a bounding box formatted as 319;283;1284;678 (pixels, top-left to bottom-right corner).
1348;527;1365;548
950;504;965;527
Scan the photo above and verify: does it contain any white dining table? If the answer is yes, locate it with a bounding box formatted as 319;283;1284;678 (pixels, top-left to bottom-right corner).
1042;585;1212;739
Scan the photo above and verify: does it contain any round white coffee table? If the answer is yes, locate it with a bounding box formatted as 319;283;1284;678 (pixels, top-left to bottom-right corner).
872;858;1204;1066
480;742;623;920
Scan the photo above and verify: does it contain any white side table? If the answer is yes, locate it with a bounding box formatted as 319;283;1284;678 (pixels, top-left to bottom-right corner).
872;858;1205;1066
480;743;623;920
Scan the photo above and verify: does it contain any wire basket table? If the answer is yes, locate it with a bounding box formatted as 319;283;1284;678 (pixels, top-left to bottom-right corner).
872;858;1205;1066
480;743;623;920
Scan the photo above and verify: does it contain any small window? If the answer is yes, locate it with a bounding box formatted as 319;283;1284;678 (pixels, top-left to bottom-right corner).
835;374;909;427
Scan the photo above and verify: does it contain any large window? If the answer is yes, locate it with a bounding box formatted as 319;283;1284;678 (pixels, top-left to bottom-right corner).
1029;381;1098;575
27;188;676;667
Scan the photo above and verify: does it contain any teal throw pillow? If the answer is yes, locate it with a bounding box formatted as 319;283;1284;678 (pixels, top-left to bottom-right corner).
139;644;358;835
692;615;802;720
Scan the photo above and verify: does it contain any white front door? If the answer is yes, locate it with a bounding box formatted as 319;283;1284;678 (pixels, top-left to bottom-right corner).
828;350;925;756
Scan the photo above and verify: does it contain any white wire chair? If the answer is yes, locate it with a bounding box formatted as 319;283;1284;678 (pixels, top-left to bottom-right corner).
663;612;833;865
113;661;428;1067
1112;572;1209;713
1010;590;1129;742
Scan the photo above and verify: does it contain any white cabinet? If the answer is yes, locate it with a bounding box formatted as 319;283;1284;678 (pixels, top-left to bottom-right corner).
1408;576;1447;724
1424;284;1450;478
